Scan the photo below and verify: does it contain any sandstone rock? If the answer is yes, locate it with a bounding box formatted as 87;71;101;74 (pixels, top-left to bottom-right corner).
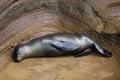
0;0;120;80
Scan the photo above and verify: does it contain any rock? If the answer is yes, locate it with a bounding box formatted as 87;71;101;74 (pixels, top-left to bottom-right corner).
0;0;120;80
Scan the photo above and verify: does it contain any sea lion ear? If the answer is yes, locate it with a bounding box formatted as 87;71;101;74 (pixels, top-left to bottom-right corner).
51;40;81;52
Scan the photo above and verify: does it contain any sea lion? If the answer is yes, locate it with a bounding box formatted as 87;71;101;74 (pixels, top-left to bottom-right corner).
12;33;112;62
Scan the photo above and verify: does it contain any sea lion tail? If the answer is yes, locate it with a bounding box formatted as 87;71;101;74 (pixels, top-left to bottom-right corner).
93;42;112;57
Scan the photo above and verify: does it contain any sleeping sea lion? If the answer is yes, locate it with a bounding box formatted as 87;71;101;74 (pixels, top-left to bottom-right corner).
12;33;112;62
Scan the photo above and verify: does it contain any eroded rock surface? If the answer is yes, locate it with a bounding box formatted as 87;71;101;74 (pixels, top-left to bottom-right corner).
0;0;120;80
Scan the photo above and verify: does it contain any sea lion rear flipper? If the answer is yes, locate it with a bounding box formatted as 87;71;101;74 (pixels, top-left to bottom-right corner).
93;42;112;57
74;48;93;57
51;40;81;52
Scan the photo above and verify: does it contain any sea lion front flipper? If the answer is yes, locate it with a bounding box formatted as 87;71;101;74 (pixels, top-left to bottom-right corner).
74;48;93;57
51;40;81;52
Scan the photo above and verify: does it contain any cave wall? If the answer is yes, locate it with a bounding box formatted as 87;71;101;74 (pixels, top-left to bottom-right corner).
0;0;120;80
0;0;119;62
0;0;120;33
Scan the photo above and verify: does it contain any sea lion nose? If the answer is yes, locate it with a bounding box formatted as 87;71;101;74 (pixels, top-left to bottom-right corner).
17;54;23;62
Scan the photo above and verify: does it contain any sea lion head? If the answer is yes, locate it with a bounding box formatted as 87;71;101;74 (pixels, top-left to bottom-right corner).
12;44;31;62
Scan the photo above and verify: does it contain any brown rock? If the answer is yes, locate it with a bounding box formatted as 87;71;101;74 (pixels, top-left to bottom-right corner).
0;0;120;80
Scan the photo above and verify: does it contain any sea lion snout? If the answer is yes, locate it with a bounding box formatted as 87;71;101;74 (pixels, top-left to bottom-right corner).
12;45;21;62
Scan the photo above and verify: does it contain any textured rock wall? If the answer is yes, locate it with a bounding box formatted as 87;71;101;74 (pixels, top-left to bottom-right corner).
0;0;120;80
0;0;120;33
0;0;119;61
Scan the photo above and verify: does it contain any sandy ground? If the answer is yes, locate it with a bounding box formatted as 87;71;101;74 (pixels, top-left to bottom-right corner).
0;50;120;80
